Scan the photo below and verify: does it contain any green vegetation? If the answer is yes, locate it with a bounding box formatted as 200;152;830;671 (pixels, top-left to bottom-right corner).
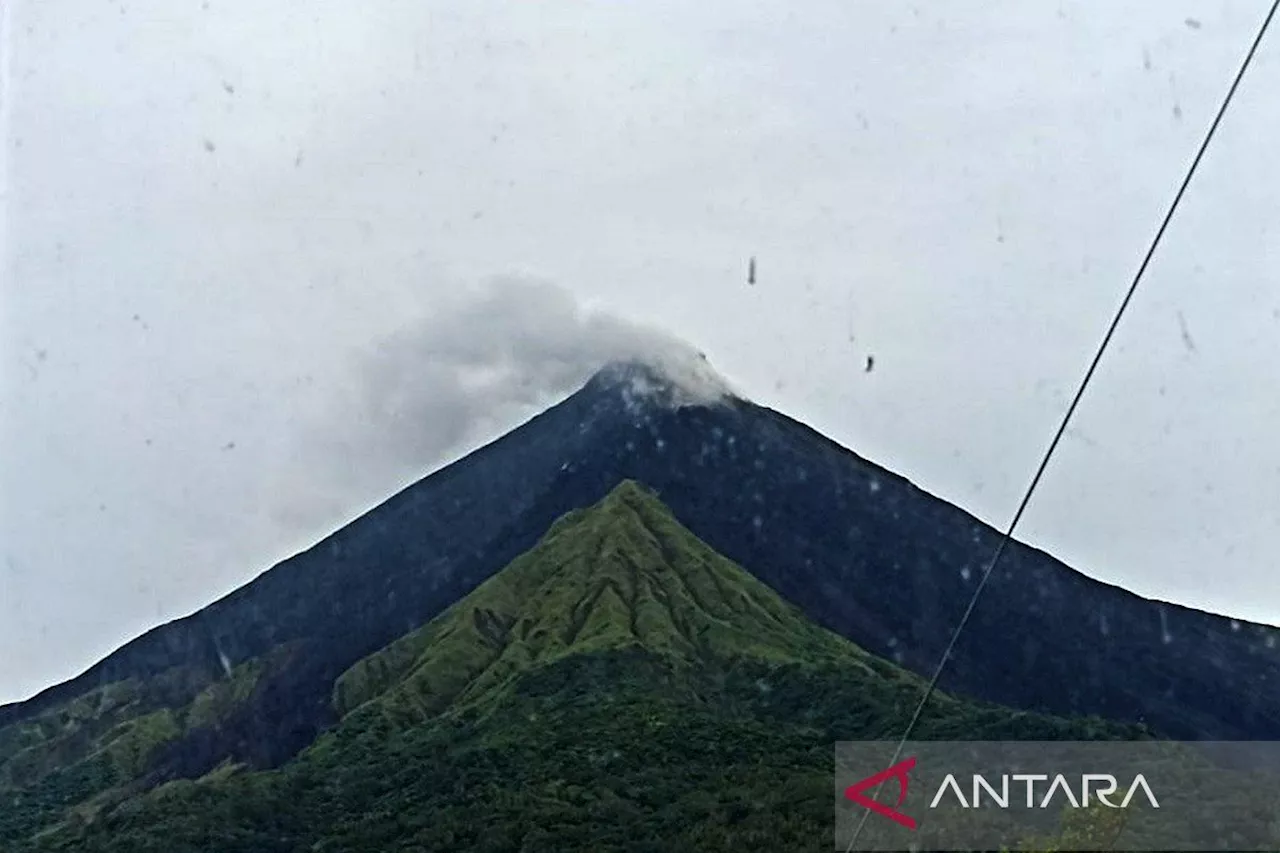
335;480;884;726
3;480;1146;851
184;658;264;731
0;658;266;843
1014;804;1132;852
19;644;1144;853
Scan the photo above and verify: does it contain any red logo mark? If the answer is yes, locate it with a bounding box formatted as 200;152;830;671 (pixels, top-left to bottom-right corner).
844;756;918;830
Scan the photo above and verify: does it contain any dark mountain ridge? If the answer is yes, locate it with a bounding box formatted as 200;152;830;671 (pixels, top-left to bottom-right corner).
4;359;1278;777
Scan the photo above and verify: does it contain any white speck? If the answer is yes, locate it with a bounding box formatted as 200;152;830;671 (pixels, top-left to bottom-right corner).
1267;635;1277;649
217;649;231;677
752;515;763;530
655;438;666;451
755;679;771;693
1230;620;1241;632
868;478;881;494
959;567;971;582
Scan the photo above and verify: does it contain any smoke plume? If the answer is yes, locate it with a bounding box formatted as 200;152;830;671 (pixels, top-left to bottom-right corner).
271;274;726;535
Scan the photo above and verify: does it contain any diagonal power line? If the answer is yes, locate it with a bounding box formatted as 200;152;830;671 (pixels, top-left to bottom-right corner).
845;3;1280;850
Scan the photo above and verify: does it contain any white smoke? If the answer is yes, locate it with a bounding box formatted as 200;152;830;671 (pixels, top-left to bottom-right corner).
271;274;733;535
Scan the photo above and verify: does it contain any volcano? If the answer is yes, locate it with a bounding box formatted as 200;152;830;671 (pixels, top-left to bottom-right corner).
3;356;1278;787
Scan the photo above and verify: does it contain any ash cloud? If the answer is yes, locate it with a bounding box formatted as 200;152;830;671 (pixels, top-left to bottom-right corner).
271;274;717;535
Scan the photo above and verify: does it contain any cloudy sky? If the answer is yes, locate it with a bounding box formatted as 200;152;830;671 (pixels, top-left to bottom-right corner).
3;0;1279;704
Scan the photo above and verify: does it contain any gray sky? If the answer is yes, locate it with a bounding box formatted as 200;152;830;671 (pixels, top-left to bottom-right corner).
3;0;1279;705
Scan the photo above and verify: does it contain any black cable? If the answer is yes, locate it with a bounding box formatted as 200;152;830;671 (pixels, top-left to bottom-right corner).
845;3;1280;849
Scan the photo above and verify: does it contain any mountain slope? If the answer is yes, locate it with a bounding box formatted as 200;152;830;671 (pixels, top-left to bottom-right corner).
3;358;1277;783
331;479;883;722
11;481;1143;852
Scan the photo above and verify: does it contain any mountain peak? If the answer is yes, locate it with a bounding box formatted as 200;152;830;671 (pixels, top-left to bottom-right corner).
331;479;867;720
586;348;740;409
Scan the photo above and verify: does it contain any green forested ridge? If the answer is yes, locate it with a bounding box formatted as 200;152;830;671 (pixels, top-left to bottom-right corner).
0;649;285;843
3;480;1145;851
332;479;889;723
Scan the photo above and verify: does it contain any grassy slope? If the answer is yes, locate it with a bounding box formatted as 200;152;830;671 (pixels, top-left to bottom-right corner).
0;646;292;844
332;479;889;721
13;481;1144;852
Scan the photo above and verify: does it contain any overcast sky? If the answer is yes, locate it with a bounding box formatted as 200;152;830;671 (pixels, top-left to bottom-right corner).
3;0;1279;705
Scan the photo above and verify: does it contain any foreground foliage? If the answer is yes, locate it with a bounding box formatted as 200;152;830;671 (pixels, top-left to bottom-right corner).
23;648;1142;853
5;482;1145;851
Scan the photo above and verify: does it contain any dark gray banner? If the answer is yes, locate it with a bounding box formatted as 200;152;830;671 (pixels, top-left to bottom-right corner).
834;741;1280;851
